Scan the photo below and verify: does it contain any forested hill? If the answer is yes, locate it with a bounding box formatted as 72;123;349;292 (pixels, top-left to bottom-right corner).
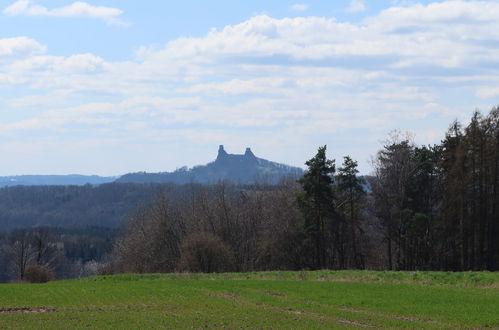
0;183;163;230
117;145;304;184
0;182;265;231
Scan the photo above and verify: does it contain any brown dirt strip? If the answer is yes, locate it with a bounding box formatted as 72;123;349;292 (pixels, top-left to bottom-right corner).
263;291;285;297
0;307;58;314
337;318;378;328
208;292;240;300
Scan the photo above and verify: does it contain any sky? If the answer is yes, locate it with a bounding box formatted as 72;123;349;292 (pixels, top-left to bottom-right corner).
1;0;499;176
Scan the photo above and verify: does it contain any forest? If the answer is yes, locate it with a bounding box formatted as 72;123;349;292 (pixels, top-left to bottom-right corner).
0;107;498;282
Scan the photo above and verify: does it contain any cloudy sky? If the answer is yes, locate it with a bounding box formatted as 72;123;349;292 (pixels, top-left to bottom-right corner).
1;0;499;176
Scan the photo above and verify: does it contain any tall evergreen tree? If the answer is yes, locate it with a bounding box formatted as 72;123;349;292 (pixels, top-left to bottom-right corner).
405;145;442;269
297;146;336;269
336;156;365;268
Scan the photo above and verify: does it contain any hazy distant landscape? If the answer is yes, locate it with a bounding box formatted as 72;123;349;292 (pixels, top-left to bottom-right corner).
2;0;499;328
0;175;116;188
0;146;303;187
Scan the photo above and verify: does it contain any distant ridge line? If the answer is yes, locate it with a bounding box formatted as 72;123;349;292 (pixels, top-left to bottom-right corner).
117;145;303;185
0;146;304;187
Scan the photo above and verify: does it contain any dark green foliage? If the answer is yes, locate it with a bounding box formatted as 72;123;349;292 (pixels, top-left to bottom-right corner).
336;156;366;268
297;146;337;269
337;156;365;196
404;145;442;270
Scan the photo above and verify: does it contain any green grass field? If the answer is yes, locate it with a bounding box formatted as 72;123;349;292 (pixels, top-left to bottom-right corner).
0;271;498;329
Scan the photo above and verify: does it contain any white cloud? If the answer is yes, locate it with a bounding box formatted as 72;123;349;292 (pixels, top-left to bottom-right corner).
0;36;46;57
291;3;309;11
346;0;366;13
6;90;71;108
3;1;499;174
21;52;103;70
5;3;499;93
390;1;415;6
3;0;126;25
375;1;499;23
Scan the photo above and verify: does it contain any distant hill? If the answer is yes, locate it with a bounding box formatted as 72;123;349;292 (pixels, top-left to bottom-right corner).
117;145;304;184
0;183;162;230
0;146;303;187
0;175;116;187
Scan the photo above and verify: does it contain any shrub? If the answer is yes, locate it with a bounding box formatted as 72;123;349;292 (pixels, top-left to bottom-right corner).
97;264;115;276
23;265;55;283
178;232;235;273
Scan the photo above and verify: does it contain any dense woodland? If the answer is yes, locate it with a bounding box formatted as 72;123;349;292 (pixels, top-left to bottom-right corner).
0;183;168;230
1;107;498;282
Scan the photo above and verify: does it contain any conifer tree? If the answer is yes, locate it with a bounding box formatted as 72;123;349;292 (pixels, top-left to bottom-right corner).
297;146;336;269
337;156;365;268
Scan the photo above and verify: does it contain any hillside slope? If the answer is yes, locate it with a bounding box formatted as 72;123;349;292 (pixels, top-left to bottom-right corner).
117;145;303;184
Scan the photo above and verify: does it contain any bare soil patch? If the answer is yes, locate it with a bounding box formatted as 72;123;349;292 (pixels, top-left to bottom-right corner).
223;292;239;299
337;318;377;328
318;277;361;283
264;291;285;297
285;308;312;315
211;292;240;300
0;307;58;314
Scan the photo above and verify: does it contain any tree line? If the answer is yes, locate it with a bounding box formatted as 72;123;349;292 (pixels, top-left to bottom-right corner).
0;227;117;283
108;107;499;274
1;106;498;281
0;183;167;230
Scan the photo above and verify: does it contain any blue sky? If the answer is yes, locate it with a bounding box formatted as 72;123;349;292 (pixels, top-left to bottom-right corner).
1;0;499;175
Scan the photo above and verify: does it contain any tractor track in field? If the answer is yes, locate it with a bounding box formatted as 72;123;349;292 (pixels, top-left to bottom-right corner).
256;288;444;327
210;290;378;327
256;288;441;326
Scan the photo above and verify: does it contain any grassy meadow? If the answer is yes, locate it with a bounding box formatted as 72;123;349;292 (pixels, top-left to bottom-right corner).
0;271;498;329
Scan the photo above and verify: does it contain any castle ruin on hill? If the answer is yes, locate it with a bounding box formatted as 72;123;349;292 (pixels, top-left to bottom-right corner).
215;145;257;164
